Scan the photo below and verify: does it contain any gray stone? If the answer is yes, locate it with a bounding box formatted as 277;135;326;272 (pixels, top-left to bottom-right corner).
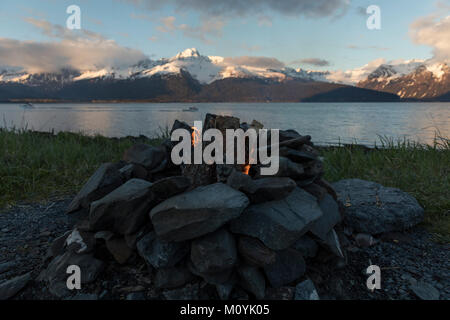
294;279;320;300
291;235;318;258
238;265;266;300
123;143;167;173
355;233;377;247
230;187;323;250
136;232;189;269
154;267;195;289
280;147;317;163
238;236;276;267
263;249;306;288
0;261;17;275
48;231;72;258
66;163;124;214
333;179;424;234
246;177;297;203
40;251;103;298
191;229;237;274
320;228;345;258
302;183;327;201
150;183;249;241
226;169;254;191
65;229;96;254
273;157;304;179
309;194;342;240
118;164;135;181
0;272;31;300
410;281;440;300
227;170;296;203
106;237;134;264
151;176;191;202
89;179;154;235
162;283;200;300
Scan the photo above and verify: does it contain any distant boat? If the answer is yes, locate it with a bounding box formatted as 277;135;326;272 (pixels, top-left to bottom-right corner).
21;102;35;109
182;106;198;112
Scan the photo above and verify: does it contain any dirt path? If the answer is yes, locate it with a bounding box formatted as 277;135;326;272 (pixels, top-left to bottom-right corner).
0;198;448;300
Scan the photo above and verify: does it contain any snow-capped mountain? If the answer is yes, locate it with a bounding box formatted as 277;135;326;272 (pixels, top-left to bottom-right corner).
0;48;447;101
0;48;330;86
358;61;449;100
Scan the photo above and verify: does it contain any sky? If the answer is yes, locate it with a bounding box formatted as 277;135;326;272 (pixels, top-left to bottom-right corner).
0;0;449;78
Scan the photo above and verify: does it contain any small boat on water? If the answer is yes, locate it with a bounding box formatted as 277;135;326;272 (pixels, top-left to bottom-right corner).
21;102;35;109
182;106;198;112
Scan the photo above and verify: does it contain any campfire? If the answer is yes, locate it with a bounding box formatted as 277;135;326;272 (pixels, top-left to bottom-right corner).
39;113;345;300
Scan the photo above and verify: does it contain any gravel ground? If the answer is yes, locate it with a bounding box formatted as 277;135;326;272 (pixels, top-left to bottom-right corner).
0;198;448;300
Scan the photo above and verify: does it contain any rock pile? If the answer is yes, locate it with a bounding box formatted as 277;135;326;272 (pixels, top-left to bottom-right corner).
39;113;347;300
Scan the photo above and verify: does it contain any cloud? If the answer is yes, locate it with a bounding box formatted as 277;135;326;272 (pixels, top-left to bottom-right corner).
157;16;177;33
122;0;350;18
409;14;450;62
291;58;331;67
0;19;147;73
223;56;285;69
347;44;389;51
326;58;386;84
156;16;225;43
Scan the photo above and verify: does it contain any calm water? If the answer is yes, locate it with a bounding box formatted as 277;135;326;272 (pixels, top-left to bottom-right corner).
1;102;449;146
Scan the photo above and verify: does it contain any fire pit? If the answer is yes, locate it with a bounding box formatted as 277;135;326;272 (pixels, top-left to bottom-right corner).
39;113;346;300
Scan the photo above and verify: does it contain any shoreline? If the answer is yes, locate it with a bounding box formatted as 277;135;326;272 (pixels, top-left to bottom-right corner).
0;129;448;241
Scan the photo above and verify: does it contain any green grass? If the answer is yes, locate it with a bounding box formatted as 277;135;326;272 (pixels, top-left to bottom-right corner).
0;128;162;209
320;135;450;243
0;128;449;242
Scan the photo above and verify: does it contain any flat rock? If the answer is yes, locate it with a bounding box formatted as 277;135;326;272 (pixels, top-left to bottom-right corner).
89;179;154;235
294;279;320;300
309;194;342;240
238;236;276;267
0;272;31;300
151;176;191;202
280;147;317;163
238;265;266;300
40;251;103;298
273;157;304;179
230;187;323;250
136;232;189;269
246;177;297;203
123;143;167;173
150;183;249;241
263;249;306;288
333;179;424;234
66;163;124;214
410;281;440;300
191;229;237;274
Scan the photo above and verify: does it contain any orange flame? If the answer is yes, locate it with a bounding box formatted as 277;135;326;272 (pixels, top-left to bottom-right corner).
191;126;201;147
242;164;251;175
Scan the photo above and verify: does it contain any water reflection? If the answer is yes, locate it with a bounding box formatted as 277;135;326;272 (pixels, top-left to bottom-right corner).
0;102;449;146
